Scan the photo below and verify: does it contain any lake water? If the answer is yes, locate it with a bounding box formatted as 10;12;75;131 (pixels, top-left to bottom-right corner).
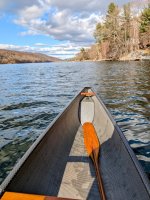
0;61;150;183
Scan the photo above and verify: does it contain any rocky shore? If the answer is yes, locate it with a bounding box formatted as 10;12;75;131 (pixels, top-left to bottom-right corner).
72;47;150;62
0;49;62;64
119;49;150;61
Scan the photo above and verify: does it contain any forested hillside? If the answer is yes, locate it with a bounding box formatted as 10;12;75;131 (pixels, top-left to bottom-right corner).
75;2;150;61
0;49;62;64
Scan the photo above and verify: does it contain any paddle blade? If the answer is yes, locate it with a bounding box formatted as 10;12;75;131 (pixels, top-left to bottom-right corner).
82;122;100;156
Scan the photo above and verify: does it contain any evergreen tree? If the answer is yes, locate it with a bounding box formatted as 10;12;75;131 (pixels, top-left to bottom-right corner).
139;4;150;48
92;1;149;60
140;4;150;33
105;3;120;59
123;3;131;40
94;23;107;44
79;48;89;60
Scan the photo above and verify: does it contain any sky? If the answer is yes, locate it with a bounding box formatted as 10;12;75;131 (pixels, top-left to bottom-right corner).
0;0;148;59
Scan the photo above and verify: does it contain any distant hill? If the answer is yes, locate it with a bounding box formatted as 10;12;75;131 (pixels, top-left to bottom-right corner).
0;49;62;64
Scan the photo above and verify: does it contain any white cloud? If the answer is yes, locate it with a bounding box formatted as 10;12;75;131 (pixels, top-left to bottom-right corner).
34;43;47;46
0;44;36;52
0;42;88;59
15;8;102;43
17;5;45;20
0;0;104;46
49;0;101;12
0;0;39;13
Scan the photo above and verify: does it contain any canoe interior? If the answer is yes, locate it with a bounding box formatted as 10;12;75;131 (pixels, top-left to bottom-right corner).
0;88;150;200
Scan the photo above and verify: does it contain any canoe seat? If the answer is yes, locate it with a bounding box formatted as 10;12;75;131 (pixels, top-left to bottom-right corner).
1;192;76;200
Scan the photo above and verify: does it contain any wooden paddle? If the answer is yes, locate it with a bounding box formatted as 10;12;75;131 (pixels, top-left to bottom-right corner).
82;122;106;200
80;93;107;200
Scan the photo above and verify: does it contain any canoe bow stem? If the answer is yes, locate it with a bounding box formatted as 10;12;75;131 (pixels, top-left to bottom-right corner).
90;148;107;200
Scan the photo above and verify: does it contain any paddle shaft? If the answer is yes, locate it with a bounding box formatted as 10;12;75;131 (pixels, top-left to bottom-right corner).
90;148;107;200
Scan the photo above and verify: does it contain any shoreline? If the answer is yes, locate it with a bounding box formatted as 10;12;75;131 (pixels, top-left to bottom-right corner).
1;57;149;64
69;57;150;62
72;48;150;62
72;50;150;62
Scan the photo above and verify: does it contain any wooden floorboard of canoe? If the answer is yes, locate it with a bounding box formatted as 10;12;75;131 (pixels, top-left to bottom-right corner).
0;87;149;200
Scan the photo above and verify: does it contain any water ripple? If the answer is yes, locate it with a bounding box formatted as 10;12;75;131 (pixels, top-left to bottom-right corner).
0;61;150;183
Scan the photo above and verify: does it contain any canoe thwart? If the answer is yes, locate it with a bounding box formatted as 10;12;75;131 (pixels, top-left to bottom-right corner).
80;92;95;97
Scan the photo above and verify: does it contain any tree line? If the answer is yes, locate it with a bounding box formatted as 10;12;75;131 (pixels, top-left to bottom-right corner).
76;2;150;61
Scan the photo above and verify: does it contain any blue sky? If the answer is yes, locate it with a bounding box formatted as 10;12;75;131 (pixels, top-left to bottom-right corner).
0;15;58;45
0;0;146;59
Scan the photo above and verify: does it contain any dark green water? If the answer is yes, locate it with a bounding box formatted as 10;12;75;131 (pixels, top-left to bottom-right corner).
0;61;150;183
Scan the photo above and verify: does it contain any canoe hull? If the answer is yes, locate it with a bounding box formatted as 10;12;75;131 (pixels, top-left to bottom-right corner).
0;87;149;200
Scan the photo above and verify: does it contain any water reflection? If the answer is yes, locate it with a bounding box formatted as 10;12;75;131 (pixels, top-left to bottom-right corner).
0;61;150;183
